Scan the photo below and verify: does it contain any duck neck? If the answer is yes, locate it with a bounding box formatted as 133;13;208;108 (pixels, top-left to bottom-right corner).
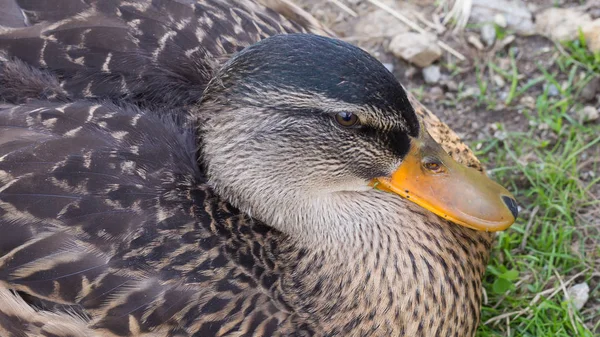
274;191;494;337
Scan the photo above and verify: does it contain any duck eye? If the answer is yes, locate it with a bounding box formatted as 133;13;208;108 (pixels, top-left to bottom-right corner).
334;112;360;127
422;157;445;173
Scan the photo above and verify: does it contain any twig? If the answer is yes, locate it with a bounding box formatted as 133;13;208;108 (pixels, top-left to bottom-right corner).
484;270;589;326
412;11;443;33
328;0;358;18
520;205;540;251
576;157;600;172
482;286;488;305
553;270;579;335
431;13;447;34
484;309;529;325
365;0;466;61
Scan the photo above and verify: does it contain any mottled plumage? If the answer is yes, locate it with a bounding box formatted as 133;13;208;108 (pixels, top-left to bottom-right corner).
0;1;498;336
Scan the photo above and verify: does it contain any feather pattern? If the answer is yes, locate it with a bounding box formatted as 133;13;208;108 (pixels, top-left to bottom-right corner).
0;1;492;336
0;0;303;108
0;100;310;336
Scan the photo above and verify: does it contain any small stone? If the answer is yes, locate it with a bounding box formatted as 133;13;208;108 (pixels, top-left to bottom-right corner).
493;74;506;88
467;35;485;50
494;14;507;28
480;23;497;47
404;66;418;79
429;86;444;100
493;130;507;141
535;8;593;42
578;106;600;123
444;80;459;92
580;77;600;102
583;19;600;52
519;95;536;109
389;32;442;68
544;83;560;97
422;65;441;84
382;62;394;73
565;282;590;310
462;86;480;97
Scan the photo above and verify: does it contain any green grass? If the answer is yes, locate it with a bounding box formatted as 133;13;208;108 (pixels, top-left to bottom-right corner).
471;39;600;336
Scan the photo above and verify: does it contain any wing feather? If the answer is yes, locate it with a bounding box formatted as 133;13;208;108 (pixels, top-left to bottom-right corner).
0;100;292;336
0;0;303;108
0;1;321;335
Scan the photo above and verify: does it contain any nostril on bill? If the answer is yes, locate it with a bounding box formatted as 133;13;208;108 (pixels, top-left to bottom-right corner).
502;196;519;219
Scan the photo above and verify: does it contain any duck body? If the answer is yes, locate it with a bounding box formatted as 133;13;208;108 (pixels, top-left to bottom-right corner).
0;1;504;336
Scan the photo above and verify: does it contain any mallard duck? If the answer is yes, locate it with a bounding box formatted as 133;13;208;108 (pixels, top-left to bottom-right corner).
0;1;519;336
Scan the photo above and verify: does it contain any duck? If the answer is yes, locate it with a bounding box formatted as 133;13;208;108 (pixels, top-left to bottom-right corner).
0;0;519;336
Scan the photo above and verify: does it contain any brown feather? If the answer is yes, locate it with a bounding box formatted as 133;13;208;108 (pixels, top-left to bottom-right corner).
0;1;493;336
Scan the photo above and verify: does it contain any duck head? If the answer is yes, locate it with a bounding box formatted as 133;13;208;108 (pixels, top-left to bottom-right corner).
198;34;517;242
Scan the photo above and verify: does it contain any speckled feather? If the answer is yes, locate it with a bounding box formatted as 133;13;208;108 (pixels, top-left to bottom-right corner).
0;0;304;108
0;99;313;336
0;1;492;336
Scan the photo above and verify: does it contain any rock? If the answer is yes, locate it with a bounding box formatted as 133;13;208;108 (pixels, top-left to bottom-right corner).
461;86;480;97
580;77;600;102
493;130;507;141
444;80;459;92
537;122;549;131
519;95;536;109
389;32;442;68
470;0;535;36
481;23;497;47
565;282;590;310
535;8;593;42
578;106;600;123
422;65;441;84
493;74;506;88
494;14;507;28
429;86;444;100
582;19;600;52
544;83;560;97
404;66;418;79
467;35;485;50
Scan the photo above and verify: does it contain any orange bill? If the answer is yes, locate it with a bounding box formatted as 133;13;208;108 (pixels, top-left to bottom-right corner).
373;129;518;232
